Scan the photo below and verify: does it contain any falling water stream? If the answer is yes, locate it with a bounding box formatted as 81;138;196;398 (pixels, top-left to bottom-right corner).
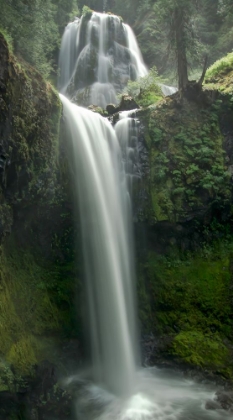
60;94;137;397
58;12;148;108
59;11;232;420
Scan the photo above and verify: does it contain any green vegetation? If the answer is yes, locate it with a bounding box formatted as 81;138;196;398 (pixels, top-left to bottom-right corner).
173;332;229;373
122;67;164;107
0;243;59;374
139;236;233;376
82;4;93;17
109;0;233;81
206;53;233;79
0;0;79;78
0;0;232;84
0;233;80;375
137;93;231;223
0;29;81;377
204;52;233;96
0;30;61;223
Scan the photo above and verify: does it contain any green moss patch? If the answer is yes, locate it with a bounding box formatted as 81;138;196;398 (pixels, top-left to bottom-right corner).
0;235;78;375
206;53;233;80
0;31;62;239
140;95;231;223
172;331;230;375
205;53;233;96
139;238;233;377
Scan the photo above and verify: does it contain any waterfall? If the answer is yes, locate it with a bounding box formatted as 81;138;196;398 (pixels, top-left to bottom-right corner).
160;83;178;96
58;12;148;108
115;110;140;197
58;13;221;420
60;94;138;396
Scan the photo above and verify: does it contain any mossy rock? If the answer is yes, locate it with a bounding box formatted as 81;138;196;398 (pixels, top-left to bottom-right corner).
205;53;233;96
136;90;233;225
0;31;61;239
172;331;231;377
138;236;233;378
0;229;82;373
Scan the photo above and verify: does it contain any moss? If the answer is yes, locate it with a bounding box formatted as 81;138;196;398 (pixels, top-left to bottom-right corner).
206;53;233;80
0;203;13;237
82;5;93;20
139;237;233;376
122;68;163;108
7;337;38;375
205;53;233;96
139;94;232;223
172;331;231;375
88;105;108;116
0;235;78;374
0;31;62;212
0;27;13;53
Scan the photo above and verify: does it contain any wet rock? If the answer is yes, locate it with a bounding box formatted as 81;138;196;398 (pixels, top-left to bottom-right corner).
118;95;139;112
142;334;173;366
106;103;118;115
214;390;233;411
106;95;139;116
205;399;221;410
88;105;106;116
0;154;6;171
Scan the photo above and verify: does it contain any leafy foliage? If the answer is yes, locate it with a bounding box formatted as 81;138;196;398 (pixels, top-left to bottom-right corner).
139;235;233;376
206;53;233;79
0;0;79;78
109;0;233;81
122;67;163;107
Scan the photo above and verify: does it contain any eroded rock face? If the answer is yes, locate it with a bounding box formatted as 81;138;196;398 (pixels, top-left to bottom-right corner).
129;85;233;380
130;89;233;247
215;390;233;412
0;33;82;420
0;32;61;240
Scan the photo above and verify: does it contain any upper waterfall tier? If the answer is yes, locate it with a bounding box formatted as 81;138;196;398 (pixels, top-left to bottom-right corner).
58;12;148;108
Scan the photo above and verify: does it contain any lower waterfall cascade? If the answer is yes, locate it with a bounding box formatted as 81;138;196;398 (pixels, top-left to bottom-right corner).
60;94;138;397
59;11;231;420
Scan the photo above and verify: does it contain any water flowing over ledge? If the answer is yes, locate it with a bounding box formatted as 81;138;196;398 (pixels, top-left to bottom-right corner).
58;12;148;108
60;94;138;396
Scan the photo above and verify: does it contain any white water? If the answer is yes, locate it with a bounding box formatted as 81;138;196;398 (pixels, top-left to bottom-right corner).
115;110;140;196
67;368;232;420
124;24;148;78
160;83;178;96
58;18;81;93
60;94;138;396
58;12;148;107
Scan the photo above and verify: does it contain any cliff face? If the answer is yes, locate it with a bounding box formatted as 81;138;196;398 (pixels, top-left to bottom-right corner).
134;89;233;235
133;69;233;378
0;32;82;394
0;32;62;237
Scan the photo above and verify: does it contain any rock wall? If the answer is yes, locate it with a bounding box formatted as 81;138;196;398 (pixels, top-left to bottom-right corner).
133;77;233;379
0;30;83;397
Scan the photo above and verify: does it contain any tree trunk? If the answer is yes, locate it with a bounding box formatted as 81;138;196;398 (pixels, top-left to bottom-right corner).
174;7;189;90
198;54;208;85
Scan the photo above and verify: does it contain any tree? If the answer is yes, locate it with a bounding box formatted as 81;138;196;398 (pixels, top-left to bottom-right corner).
151;0;201;90
0;0;79;78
